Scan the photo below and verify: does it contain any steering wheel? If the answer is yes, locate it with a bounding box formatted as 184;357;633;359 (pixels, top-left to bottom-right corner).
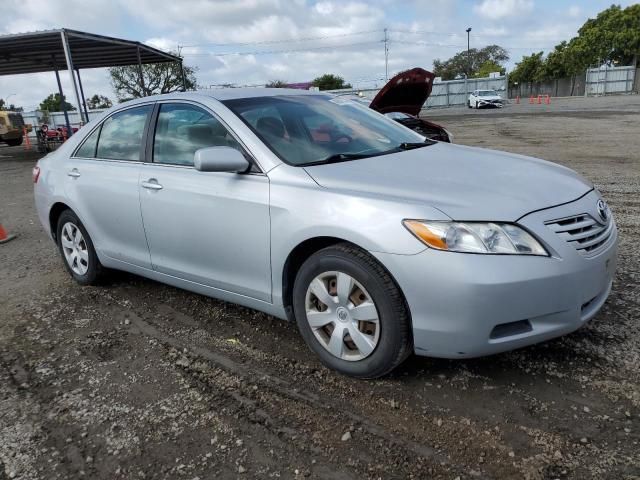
332;133;352;144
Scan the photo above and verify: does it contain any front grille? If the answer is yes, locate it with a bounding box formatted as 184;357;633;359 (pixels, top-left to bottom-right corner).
545;213;613;255
8;113;24;128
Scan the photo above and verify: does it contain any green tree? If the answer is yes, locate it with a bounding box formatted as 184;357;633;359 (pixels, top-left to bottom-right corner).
0;99;22;111
509;52;546;85
109;55;197;102
433;45;509;80
86;94;113;109
311;74;352;90
266;80;289;88
572;4;640;68
473;60;505;78
39;93;76;112
531;3;640;84
539;41;570;80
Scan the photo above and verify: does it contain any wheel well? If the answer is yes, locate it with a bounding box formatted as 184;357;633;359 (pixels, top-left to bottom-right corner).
49;202;71;241
281;237;354;322
281;237;413;336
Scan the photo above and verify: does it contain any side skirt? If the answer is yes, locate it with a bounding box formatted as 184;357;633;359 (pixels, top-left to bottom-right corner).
99;255;288;321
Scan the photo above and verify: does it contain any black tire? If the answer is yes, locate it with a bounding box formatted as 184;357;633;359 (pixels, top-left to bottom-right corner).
6;137;23;146
475;101;479;109
292;243;412;379
467;101;472;108
56;210;105;285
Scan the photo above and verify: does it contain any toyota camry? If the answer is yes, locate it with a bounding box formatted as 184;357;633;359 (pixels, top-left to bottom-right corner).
34;89;617;378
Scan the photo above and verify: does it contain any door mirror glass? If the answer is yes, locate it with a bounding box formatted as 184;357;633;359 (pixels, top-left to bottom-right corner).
194;146;250;173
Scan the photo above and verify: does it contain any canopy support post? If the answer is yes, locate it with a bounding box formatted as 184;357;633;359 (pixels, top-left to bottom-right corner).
75;69;90;123
54;66;72;136
136;46;146;97
61;30;84;128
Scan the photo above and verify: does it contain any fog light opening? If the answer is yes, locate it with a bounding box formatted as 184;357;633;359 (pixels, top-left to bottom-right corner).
490;320;533;340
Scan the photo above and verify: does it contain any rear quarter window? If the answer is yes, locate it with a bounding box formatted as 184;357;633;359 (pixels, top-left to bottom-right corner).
74;126;100;158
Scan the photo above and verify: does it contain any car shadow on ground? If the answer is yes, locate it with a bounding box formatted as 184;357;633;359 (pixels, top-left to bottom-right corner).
98;267;619;388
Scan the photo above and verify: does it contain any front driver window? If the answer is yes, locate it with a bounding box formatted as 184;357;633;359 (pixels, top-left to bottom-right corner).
153;103;244;166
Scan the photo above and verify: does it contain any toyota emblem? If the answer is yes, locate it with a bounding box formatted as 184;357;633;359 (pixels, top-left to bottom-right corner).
596;199;609;222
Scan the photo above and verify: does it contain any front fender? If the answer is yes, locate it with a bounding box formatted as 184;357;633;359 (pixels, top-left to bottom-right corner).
267;166;449;306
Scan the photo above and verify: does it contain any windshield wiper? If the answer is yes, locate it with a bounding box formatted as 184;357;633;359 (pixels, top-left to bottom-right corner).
397;141;434;150
299;153;373;167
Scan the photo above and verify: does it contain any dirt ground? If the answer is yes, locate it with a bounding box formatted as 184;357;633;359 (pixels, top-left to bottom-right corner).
1;96;639;480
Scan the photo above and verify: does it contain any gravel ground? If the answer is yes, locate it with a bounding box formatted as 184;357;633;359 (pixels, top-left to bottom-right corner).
1;96;639;479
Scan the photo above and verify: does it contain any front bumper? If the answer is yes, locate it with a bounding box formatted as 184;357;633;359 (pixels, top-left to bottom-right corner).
477;99;503;108
373;191;618;358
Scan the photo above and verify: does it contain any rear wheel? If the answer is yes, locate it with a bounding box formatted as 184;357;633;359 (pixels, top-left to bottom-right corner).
293;243;412;379
56;210;105;285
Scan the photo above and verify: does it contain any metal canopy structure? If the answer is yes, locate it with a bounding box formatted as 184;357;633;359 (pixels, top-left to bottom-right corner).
0;28;185;135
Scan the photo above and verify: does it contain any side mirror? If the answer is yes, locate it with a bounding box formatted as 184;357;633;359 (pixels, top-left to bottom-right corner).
194;146;250;173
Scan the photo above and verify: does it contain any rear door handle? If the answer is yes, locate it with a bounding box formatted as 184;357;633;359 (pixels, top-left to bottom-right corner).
141;179;163;190
67;169;80;178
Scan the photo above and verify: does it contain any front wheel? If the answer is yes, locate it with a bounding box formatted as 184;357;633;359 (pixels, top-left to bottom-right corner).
293;243;412;379
56;210;106;285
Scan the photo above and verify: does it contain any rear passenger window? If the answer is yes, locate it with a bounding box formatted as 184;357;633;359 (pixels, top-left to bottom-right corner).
96;105;151;161
75;126;100;158
153;103;243;166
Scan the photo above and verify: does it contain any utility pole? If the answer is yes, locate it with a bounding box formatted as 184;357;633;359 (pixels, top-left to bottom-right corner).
384;28;389;81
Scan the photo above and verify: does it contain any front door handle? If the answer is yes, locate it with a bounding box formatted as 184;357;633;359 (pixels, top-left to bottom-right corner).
141;179;163;190
67;169;81;178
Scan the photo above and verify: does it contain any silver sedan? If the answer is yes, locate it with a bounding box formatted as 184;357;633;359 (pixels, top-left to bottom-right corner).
34;89;618;378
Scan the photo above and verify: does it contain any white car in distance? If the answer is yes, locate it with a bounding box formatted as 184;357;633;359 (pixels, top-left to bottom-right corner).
468;89;504;109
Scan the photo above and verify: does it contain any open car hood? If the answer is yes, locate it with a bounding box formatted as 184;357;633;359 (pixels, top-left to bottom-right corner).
369;67;434;117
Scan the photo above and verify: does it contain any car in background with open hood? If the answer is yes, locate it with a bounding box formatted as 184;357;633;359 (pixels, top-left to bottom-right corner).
367;68;452;143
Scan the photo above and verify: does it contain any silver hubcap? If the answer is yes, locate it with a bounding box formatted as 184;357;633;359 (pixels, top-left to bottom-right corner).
305;271;380;362
61;222;89;276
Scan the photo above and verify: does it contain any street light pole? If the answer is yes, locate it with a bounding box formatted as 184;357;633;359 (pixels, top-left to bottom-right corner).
2;93;16;108
466;27;472;76
384;28;389;81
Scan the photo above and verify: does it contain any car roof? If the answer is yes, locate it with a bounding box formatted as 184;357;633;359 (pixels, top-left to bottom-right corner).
129;88;321;103
110;88;323;111
198;87;320;100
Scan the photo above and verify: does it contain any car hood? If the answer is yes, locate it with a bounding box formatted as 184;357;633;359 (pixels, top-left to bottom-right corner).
303;143;592;221
369;68;434;117
478;95;503;101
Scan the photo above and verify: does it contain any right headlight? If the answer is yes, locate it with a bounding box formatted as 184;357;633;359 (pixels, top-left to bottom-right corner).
403;220;548;256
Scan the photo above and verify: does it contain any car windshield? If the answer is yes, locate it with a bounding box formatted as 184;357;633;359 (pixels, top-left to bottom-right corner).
478;90;498;96
222;95;427;166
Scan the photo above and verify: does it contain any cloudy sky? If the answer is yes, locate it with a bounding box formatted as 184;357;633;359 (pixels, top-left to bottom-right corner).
0;0;635;111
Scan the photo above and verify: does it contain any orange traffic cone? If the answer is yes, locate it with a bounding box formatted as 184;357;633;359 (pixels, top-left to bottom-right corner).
545;94;551;105
23;127;31;151
516;95;520;104
529;95;534;104
537;95;542;104
0;223;16;244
